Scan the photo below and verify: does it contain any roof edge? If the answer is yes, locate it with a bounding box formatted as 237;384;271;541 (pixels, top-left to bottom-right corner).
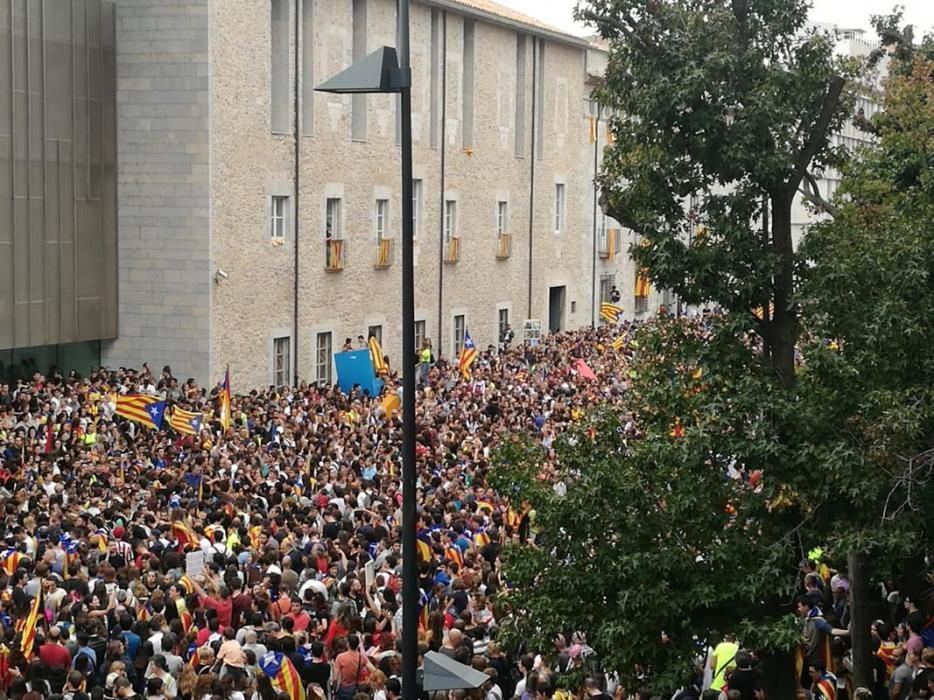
422;0;593;49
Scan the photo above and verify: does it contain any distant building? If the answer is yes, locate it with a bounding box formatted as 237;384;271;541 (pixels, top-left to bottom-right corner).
100;0;652;387
791;24;883;243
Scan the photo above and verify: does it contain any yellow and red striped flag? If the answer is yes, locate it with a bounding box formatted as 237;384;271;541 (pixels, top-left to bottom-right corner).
20;591;43;659
172;522;198;552
600;303;623;324
219;366;232;434
368;335;388;375
415;538;432;563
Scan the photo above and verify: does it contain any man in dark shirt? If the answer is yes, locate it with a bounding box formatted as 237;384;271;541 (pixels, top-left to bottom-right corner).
726;650;759;700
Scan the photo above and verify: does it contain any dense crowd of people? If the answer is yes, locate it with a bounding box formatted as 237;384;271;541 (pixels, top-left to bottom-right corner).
0;319;930;700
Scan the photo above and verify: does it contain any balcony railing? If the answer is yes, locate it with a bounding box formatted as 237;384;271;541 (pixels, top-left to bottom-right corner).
325;239;345;271
496;233;511;259
375;238;393;268
599;228;620;260
444;236;460;264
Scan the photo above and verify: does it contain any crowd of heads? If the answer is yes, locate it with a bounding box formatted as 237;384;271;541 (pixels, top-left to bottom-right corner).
2;314;930;700
0;322;646;700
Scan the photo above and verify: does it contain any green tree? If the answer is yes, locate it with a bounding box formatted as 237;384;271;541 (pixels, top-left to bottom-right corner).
797;51;934;684
492;3;934;694
492;317;803;692
582;0;853;380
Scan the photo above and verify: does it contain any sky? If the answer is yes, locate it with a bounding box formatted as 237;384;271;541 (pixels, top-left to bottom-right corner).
493;0;934;38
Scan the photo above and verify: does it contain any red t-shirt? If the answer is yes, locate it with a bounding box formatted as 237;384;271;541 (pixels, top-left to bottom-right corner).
286;611;311;633
196;624;224;648
39;643;71;669
200;595;233;628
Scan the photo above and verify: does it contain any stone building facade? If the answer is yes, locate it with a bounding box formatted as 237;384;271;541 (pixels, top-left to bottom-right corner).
104;0;656;388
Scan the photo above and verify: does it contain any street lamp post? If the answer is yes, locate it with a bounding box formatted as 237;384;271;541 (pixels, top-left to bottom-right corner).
316;2;418;696
590;100;601;329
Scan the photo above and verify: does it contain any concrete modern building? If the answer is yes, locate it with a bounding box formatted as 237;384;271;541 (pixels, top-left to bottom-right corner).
0;0;118;380
101;0;653;388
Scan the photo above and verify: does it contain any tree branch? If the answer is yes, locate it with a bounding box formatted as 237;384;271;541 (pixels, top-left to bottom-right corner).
788;76;846;193
798;171;839;217
578;8;653;51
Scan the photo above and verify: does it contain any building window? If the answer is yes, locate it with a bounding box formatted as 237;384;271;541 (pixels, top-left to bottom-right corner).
498;308;509;340
635;296;649;314
271;195;287;239
270;0;290;134
496;201;508;236
444;200;457;243
326;197;342;239
599;274;615;303
273;336;291;387
453;314;466;355
412;179;423;238
376;198;389;241
367;325;382;344
315;332;333;384
554;183;565;233
414;320;426;352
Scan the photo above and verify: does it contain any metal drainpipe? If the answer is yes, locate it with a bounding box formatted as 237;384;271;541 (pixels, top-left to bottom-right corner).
527;38;537;320
292;0;301;384
436;12;447;355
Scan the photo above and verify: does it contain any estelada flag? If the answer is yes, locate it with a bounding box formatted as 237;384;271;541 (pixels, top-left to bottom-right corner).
458;330;479;379
1;549;22;576
259;651;305;700
115;394;166;430
168;407;203;436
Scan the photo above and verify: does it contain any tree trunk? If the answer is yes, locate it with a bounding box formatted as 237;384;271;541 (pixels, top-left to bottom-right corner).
849;551;873;689
770;192;797;383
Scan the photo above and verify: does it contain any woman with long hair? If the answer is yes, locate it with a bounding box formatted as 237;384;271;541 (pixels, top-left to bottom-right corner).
324;603;356;657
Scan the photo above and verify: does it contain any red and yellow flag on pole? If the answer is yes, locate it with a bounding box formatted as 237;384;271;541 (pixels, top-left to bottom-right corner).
20;591;43;660
219;366;232;434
